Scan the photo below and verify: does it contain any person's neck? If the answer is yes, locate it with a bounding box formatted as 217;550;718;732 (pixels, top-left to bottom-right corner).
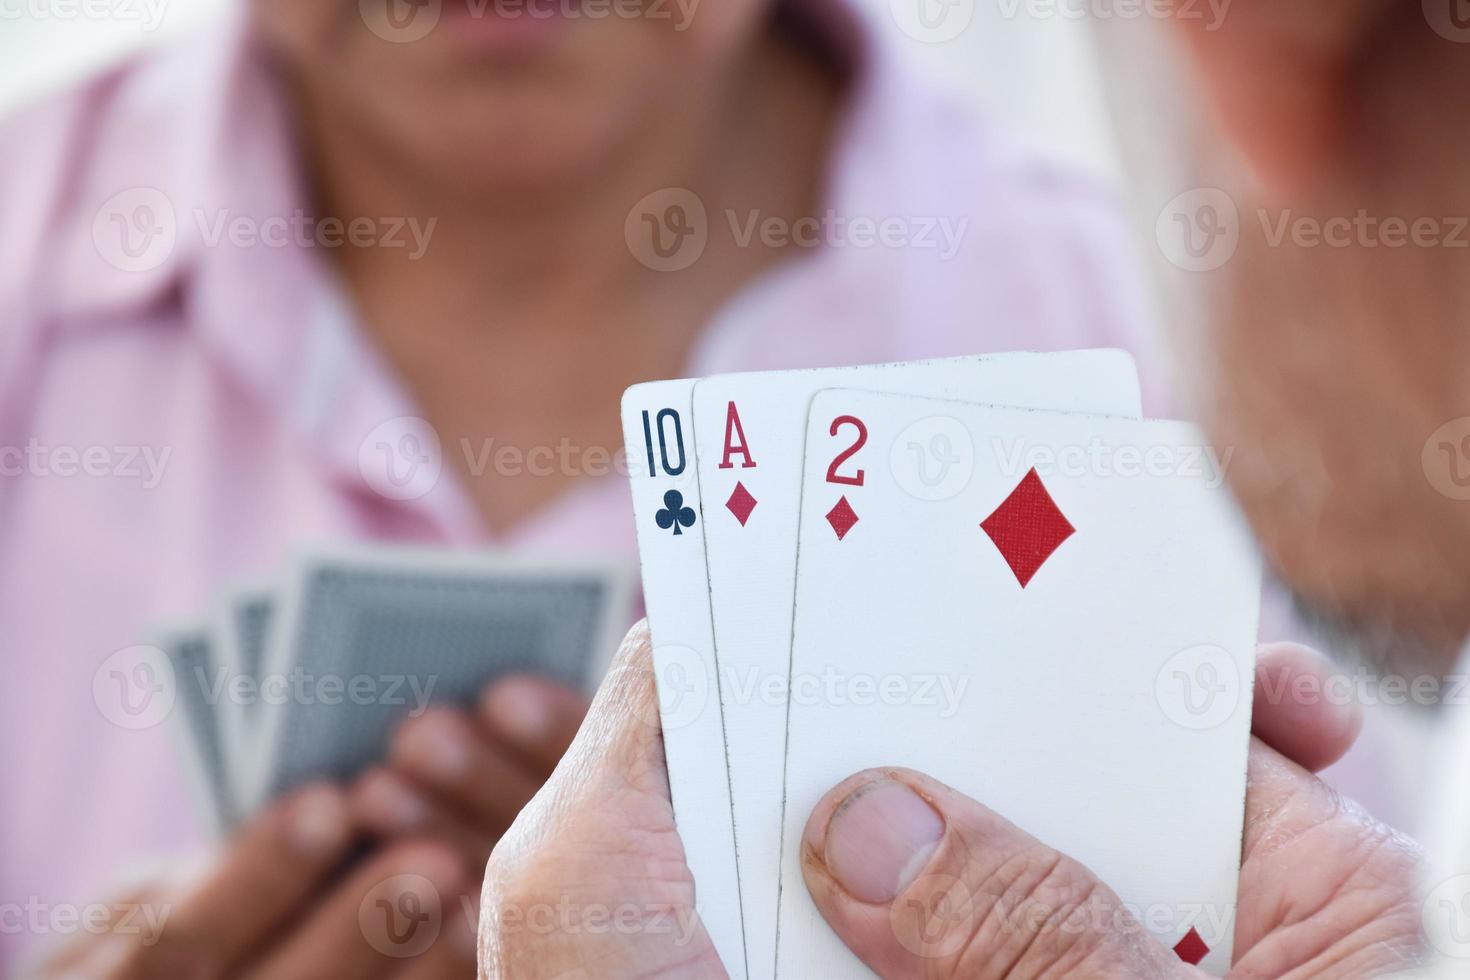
277;25;844;533
293;29;842;344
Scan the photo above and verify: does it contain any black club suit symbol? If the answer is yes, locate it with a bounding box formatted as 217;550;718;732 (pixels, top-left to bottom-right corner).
655;490;697;536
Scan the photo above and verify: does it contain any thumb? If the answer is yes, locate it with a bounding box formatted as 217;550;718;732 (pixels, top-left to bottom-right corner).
801;769;1208;979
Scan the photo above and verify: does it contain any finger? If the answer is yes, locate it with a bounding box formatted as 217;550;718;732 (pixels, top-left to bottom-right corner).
801;769;1204;980
392;891;479;980
32;877;171;976
107;784;355;978
1232;737;1424;973
352;768;498;868
1165;0;1387;187
242;841;465;980
390;709;543;835
1251;642;1364;772
478;675;590;775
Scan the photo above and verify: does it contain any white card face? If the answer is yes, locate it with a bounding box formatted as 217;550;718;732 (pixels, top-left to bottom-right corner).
621;380;747;980
777;391;1261;977
691;351;1142;977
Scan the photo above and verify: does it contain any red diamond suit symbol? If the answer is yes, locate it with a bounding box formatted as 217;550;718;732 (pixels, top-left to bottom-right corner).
726;481;758;526
980;468;1075;587
1172;928;1209;966
826;496;859;540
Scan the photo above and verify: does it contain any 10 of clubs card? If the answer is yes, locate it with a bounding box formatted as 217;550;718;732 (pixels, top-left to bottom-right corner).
776;391;1260;977
621;379;748;979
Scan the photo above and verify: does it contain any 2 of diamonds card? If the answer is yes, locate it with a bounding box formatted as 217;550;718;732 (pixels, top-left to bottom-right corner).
690;350;1142;978
776;391;1259;977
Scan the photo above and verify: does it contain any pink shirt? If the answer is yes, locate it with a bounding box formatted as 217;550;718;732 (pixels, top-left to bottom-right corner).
0;3;1153;966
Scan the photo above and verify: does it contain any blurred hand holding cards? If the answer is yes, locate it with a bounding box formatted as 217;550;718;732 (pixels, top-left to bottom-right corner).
622;352;1260;978
153;547;634;835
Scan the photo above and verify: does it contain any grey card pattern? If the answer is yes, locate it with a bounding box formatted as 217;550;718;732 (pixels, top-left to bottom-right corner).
162;629;239;830
264;566;612;799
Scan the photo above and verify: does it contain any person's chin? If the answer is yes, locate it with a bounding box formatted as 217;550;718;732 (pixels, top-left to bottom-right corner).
1286;587;1469;699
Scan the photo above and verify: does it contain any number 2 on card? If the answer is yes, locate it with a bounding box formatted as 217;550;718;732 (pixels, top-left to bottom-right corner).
825;415;867;487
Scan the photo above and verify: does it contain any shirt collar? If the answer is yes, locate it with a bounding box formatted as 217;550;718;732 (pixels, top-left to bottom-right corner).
45;9;323;409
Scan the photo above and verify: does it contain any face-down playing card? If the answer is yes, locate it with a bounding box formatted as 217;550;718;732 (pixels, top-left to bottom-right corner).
156;623;241;835
776;391;1259;978
247;548;632;812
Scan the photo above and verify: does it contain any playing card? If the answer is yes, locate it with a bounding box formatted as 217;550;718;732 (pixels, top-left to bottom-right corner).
156;623;240;835
621;380;747;979
691;350;1143;976
776;391;1259;977
213;584;275;802
219;585;275;694
246;547;633;810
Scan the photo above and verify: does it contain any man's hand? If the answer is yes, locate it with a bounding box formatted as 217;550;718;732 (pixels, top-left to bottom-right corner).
479;625;726;978
34;786;478;979
478;627;1426;978
801;749;1422;977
